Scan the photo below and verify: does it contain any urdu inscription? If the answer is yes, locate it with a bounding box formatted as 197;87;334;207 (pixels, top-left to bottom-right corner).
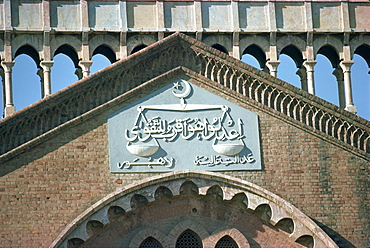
108;79;262;172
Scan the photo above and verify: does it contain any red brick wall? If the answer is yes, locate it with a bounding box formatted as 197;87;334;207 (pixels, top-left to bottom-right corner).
0;90;368;248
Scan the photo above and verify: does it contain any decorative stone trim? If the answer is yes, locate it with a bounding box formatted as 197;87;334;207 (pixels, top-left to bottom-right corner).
49;170;338;248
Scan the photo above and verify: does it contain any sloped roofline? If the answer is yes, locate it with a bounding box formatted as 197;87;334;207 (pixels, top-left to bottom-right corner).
0;33;369;162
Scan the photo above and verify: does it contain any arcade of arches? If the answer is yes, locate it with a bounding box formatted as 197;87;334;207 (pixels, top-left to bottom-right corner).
2;33;370;119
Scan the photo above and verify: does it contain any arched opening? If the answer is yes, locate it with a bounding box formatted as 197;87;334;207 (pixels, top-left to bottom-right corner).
277;54;301;88
215;235;239;248
176;229;202;248
91;54;111;75
315;46;340;106
242;44;266;70
12;45;41;112
354;44;370;68
278;45;303;89
353;45;370;120
92;44;116;64
52;45;80;93
54;44;79;68
51;171;338;248
211;44;228;54
139;237;163;248
131;44;147;54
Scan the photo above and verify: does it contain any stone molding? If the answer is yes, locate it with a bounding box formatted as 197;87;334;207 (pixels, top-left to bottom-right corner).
49;170;338;248
0;33;369;163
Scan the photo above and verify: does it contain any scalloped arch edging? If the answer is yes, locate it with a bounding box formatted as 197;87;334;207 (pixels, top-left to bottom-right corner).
49;170;338;248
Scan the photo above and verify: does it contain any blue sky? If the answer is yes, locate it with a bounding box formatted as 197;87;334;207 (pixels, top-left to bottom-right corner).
1;52;369;120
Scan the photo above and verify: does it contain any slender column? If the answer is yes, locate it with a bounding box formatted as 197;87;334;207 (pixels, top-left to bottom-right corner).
265;61;280;77
75;68;83;80
40;61;54;97
340;61;357;113
37;68;44;98
332;68;345;108
78;61;93;78
296;68;308;92
303;61;317;94
1;61;16;117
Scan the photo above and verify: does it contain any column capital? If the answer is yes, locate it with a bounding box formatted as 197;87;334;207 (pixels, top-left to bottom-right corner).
296;68;307;80
332;68;344;81
265;60;280;71
78;60;93;70
1;61;15;72
303;60;317;71
78;60;93;78
265;60;280;77
339;60;354;72
40;61;54;71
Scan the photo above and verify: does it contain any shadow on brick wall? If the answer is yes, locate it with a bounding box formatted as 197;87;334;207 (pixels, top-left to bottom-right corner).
312;218;356;248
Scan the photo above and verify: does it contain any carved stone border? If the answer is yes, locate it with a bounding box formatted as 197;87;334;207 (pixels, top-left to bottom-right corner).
49;170;338;248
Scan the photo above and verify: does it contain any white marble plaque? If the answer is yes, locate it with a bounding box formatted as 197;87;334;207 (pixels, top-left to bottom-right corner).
108;79;262;172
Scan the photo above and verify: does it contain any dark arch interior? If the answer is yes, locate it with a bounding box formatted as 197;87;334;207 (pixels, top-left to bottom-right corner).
14;45;41;68
211;44;228;54
176;229;202;248
243;44;266;69
131;44;147;54
317;45;340;68
92;45;116;63
281;45;304;68
54;44;79;68
354;44;370;67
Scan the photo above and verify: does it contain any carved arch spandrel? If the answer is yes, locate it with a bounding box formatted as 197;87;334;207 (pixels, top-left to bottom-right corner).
50;35;82;60
127;34;157;55
205;227;250;248
50;170;338;248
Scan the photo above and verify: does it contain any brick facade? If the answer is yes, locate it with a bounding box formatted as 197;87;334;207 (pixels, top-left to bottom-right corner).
0;34;369;248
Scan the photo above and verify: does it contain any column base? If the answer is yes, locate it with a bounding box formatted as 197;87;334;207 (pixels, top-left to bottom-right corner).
4;105;16;118
345;105;357;114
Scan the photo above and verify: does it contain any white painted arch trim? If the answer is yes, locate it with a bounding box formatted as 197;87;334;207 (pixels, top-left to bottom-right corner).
49;170;338;248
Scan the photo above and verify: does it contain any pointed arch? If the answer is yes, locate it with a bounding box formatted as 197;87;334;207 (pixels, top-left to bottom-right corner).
11;34;43;60
276;35;306;60
50;171;338;248
131;44;148;55
239;36;269;60
317;45;340;68
313;36;343;61
280;45;304;68
54;44;79;68
202;35;232;56
92;44;116;63
129;227;167;248
88;34;120;60
50;35;81;61
354;44;370;68
175;229;203;248
14;44;41;67
211;44;228;54
242;44;267;69
127;34;156;55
